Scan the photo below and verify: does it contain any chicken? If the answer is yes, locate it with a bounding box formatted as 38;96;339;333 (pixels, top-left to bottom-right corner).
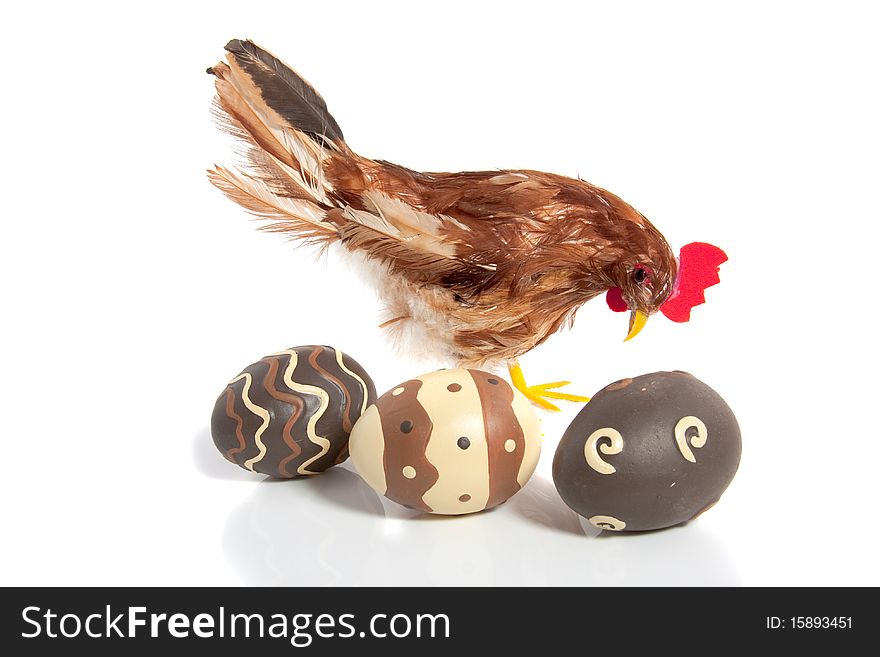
207;39;726;411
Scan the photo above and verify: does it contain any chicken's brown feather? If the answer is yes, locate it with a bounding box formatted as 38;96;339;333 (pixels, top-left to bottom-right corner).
207;40;678;366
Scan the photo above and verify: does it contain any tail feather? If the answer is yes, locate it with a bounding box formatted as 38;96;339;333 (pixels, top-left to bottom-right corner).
208;40;341;243
211;67;300;171
207;39;465;273
211;51;335;202
223;38;344;144
208;165;336;244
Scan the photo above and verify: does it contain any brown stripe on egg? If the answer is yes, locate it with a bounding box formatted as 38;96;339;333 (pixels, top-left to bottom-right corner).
308;346;355;433
220;375;266;468
279;348;339;474
333;443;350;465
374;379;439;512
469;370;526;509
235;351;339;476
259;356;304;477
222;388;248;463
253;355;322;475
336;349;376;416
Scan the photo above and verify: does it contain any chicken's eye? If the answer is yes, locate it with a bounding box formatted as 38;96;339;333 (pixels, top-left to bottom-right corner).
633;267;648;284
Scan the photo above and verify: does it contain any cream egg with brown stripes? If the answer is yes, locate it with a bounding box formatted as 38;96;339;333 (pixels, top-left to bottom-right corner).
349;369;541;515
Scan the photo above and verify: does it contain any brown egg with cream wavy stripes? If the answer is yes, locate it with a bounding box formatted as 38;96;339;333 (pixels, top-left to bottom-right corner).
210;345;376;477
349;369;541;515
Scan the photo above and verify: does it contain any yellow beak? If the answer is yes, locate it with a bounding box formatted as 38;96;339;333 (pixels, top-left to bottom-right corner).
624;310;648;341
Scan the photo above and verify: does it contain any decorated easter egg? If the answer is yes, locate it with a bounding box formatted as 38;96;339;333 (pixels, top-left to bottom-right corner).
552;371;740;532
349;369;541;515
211;345;376;477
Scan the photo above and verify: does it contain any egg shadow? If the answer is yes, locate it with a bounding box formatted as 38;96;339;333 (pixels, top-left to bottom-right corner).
571;519;742;585
508;475;596;537
191;426;255;482
292;465;388;518
508;478;741;585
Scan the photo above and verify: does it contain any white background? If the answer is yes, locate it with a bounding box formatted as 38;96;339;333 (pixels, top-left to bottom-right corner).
2;1;878;586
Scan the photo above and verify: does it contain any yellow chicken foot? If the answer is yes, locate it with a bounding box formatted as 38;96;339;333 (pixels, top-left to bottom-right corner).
508;361;590;412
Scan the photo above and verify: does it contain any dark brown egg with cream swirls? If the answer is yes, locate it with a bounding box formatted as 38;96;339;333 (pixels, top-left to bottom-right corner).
552;371;741;532
210;346;376;477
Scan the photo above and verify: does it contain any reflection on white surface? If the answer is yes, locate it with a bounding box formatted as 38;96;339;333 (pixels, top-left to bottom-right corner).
221;465;740;586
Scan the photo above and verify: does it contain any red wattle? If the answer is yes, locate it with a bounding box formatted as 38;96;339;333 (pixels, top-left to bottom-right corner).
660;242;728;323
606;287;628;312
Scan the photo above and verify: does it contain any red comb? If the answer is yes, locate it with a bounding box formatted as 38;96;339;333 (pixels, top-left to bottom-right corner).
660;242;728;323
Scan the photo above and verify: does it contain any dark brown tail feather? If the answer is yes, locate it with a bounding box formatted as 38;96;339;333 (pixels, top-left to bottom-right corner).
218;38;345;145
